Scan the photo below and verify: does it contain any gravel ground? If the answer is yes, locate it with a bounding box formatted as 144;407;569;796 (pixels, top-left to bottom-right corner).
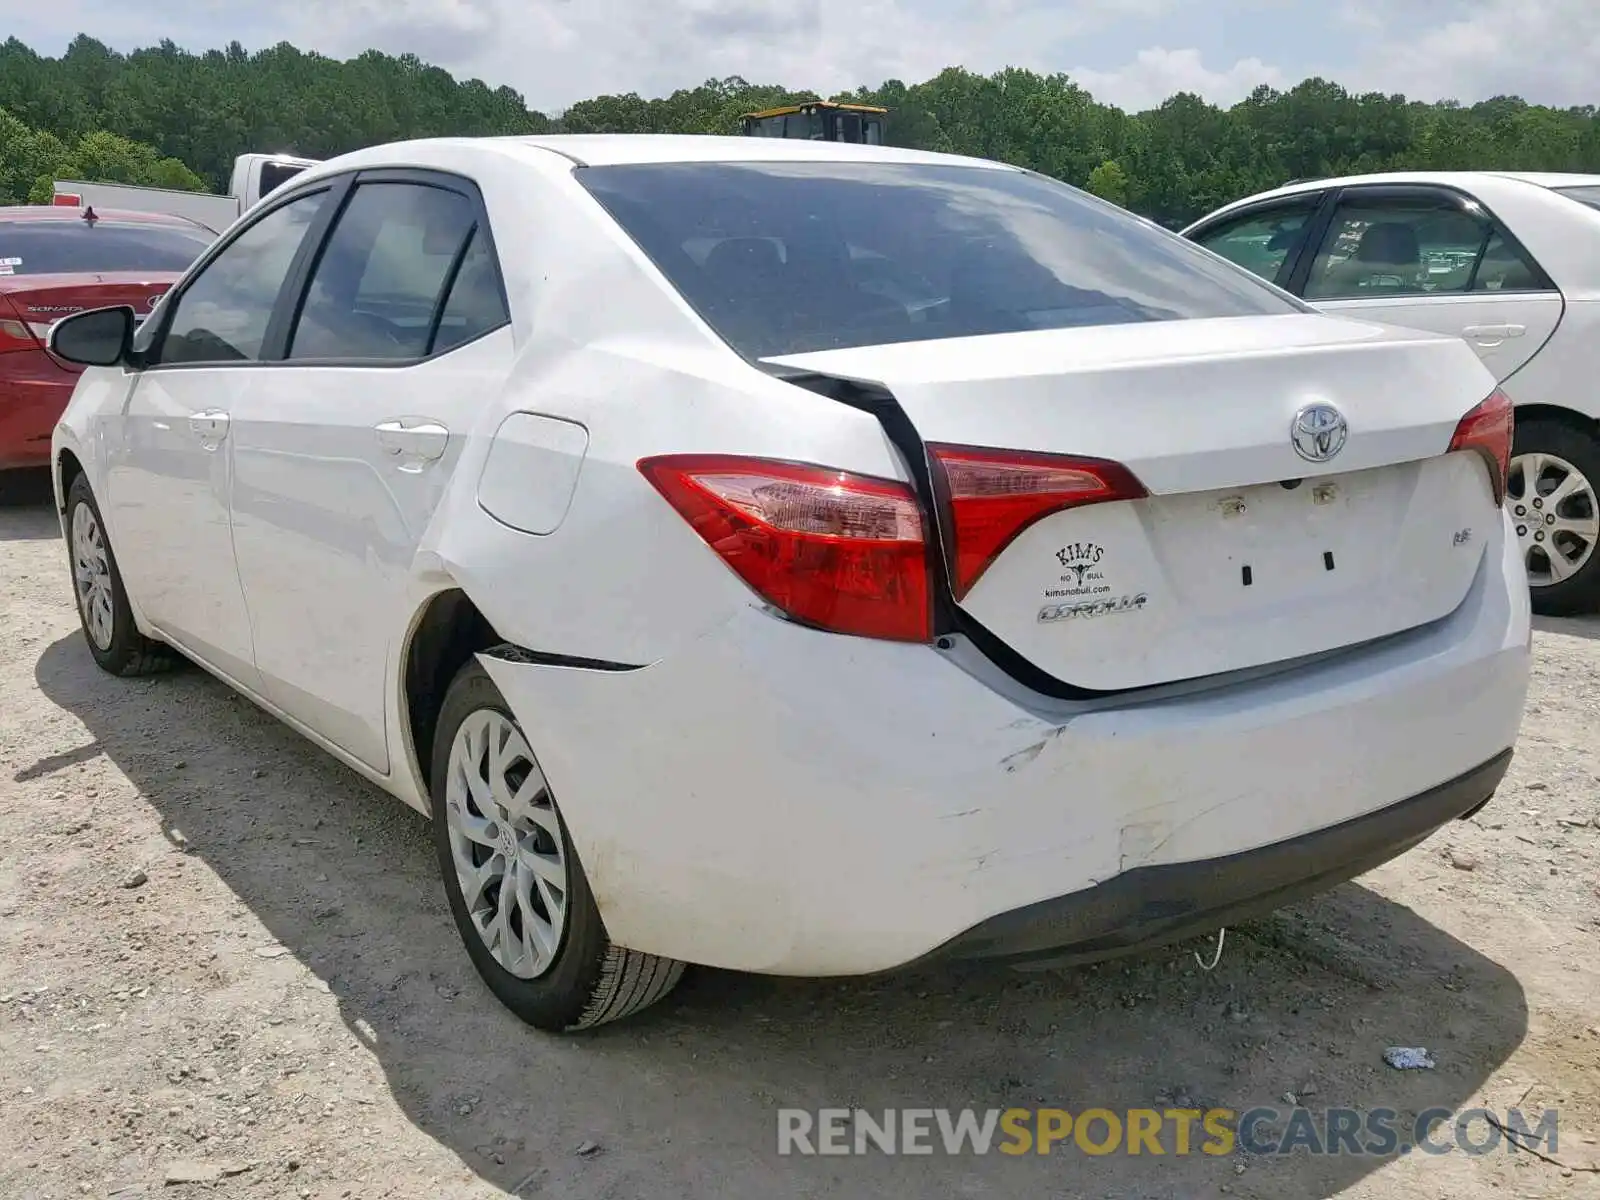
1;468;1598;1200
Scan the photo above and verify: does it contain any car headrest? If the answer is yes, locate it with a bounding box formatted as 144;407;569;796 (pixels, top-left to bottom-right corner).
1353;222;1421;265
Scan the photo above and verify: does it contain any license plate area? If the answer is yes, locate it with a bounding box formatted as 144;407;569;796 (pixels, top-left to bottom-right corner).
1160;474;1380;608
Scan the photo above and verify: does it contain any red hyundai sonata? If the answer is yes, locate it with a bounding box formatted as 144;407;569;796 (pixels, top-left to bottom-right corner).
1;205;213;472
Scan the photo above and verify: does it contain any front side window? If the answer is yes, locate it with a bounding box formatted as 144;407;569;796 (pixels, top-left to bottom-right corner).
578;161;1299;360
0;218;213;275
1191;202;1318;285
159;190;328;364
1303;196;1503;300
287;182;479;361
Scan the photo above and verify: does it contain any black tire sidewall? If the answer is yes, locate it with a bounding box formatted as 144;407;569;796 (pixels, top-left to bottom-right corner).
64;475;147;674
429;659;611;1032
1513;417;1600;616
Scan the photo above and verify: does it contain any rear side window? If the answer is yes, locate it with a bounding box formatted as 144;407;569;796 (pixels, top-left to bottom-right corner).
0;219;213;276
287;181;500;361
1303;194;1548;300
432;227;509;354
577;162;1299;359
1304;199;1488;299
1473;230;1544;292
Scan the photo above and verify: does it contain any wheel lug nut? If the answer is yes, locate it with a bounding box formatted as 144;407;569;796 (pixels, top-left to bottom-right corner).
1533;499;1543;509
1517;525;1528;536
1514;505;1527;516
1535;531;1546;542
1546;514;1556;525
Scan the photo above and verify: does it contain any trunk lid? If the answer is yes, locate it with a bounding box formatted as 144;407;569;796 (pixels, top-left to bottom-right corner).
767;313;1501;691
0;271;178;349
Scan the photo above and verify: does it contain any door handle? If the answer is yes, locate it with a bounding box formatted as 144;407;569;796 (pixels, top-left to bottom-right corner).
188;410;230;444
374;419;449;465
1462;323;1526;343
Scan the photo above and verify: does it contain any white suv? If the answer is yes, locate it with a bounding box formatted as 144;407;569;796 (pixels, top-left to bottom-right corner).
1185;171;1600;614
48;136;1530;1032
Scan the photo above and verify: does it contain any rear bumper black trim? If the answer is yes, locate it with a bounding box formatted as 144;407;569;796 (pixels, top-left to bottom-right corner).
922;749;1513;968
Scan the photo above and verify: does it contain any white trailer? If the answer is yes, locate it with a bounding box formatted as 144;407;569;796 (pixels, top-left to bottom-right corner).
53;152;321;235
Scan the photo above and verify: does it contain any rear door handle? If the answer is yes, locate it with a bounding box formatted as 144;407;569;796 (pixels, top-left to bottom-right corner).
374;418;450;467
1462;323;1525;343
188;409;230;445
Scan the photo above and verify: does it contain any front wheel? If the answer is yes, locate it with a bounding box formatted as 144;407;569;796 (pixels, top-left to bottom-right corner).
430;658;685;1032
1508;418;1600;616
64;474;176;676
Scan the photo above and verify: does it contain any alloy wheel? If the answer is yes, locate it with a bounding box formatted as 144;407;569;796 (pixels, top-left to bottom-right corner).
70;501;115;651
443;709;569;979
1507;452;1599;587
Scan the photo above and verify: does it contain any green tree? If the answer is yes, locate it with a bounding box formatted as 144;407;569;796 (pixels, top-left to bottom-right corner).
7;35;1600;227
0;106;205;204
1085;159;1130;206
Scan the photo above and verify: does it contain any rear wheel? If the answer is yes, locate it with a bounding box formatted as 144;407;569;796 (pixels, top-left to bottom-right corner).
1508;418;1600;615
431;659;685;1031
65;474;176;676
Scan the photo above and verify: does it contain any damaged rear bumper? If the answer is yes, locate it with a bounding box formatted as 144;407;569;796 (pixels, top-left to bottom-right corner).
481;528;1527;976
921;748;1512;969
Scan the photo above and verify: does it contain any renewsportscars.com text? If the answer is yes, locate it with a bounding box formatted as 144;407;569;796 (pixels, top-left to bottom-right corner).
776;1106;1560;1158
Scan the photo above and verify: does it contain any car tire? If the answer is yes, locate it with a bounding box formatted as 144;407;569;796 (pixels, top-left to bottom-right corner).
65;474;177;676
1508;417;1600;616
430;657;685;1032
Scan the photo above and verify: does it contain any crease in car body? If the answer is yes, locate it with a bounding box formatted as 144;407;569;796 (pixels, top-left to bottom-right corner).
472;608;800;968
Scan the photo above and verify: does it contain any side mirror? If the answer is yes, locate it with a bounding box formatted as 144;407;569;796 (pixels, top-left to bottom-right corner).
48;305;135;368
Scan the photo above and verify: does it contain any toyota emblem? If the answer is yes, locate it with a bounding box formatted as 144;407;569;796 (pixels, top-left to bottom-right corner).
1290;403;1348;463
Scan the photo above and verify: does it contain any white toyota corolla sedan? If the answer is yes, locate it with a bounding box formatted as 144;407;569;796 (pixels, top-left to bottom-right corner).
1183;171;1600;614
47;135;1530;1033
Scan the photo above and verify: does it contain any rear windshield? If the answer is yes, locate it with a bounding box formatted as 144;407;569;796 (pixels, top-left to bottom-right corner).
259;162;309;198
0;220;214;276
1554;185;1600;212
577;161;1299;359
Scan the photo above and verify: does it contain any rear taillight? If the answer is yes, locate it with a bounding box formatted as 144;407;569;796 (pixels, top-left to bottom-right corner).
0;297;42;355
929;444;1148;600
638;454;932;642
1447;389;1514;505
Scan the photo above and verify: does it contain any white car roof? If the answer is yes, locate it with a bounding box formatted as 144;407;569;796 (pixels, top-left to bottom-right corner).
503;133;1013;170
1193;169;1600;219
1487;171;1600;187
302;133;1014;176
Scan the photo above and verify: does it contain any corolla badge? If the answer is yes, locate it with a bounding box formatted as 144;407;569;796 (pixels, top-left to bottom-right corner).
1038;593;1148;623
1290;403;1348;463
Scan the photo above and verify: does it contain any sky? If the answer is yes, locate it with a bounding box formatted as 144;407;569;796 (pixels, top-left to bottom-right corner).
4;0;1598;115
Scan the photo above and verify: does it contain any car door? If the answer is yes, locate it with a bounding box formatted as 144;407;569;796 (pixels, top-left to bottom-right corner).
103;184;336;684
226;170;513;773
1185;192;1328;289
1292;184;1563;382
